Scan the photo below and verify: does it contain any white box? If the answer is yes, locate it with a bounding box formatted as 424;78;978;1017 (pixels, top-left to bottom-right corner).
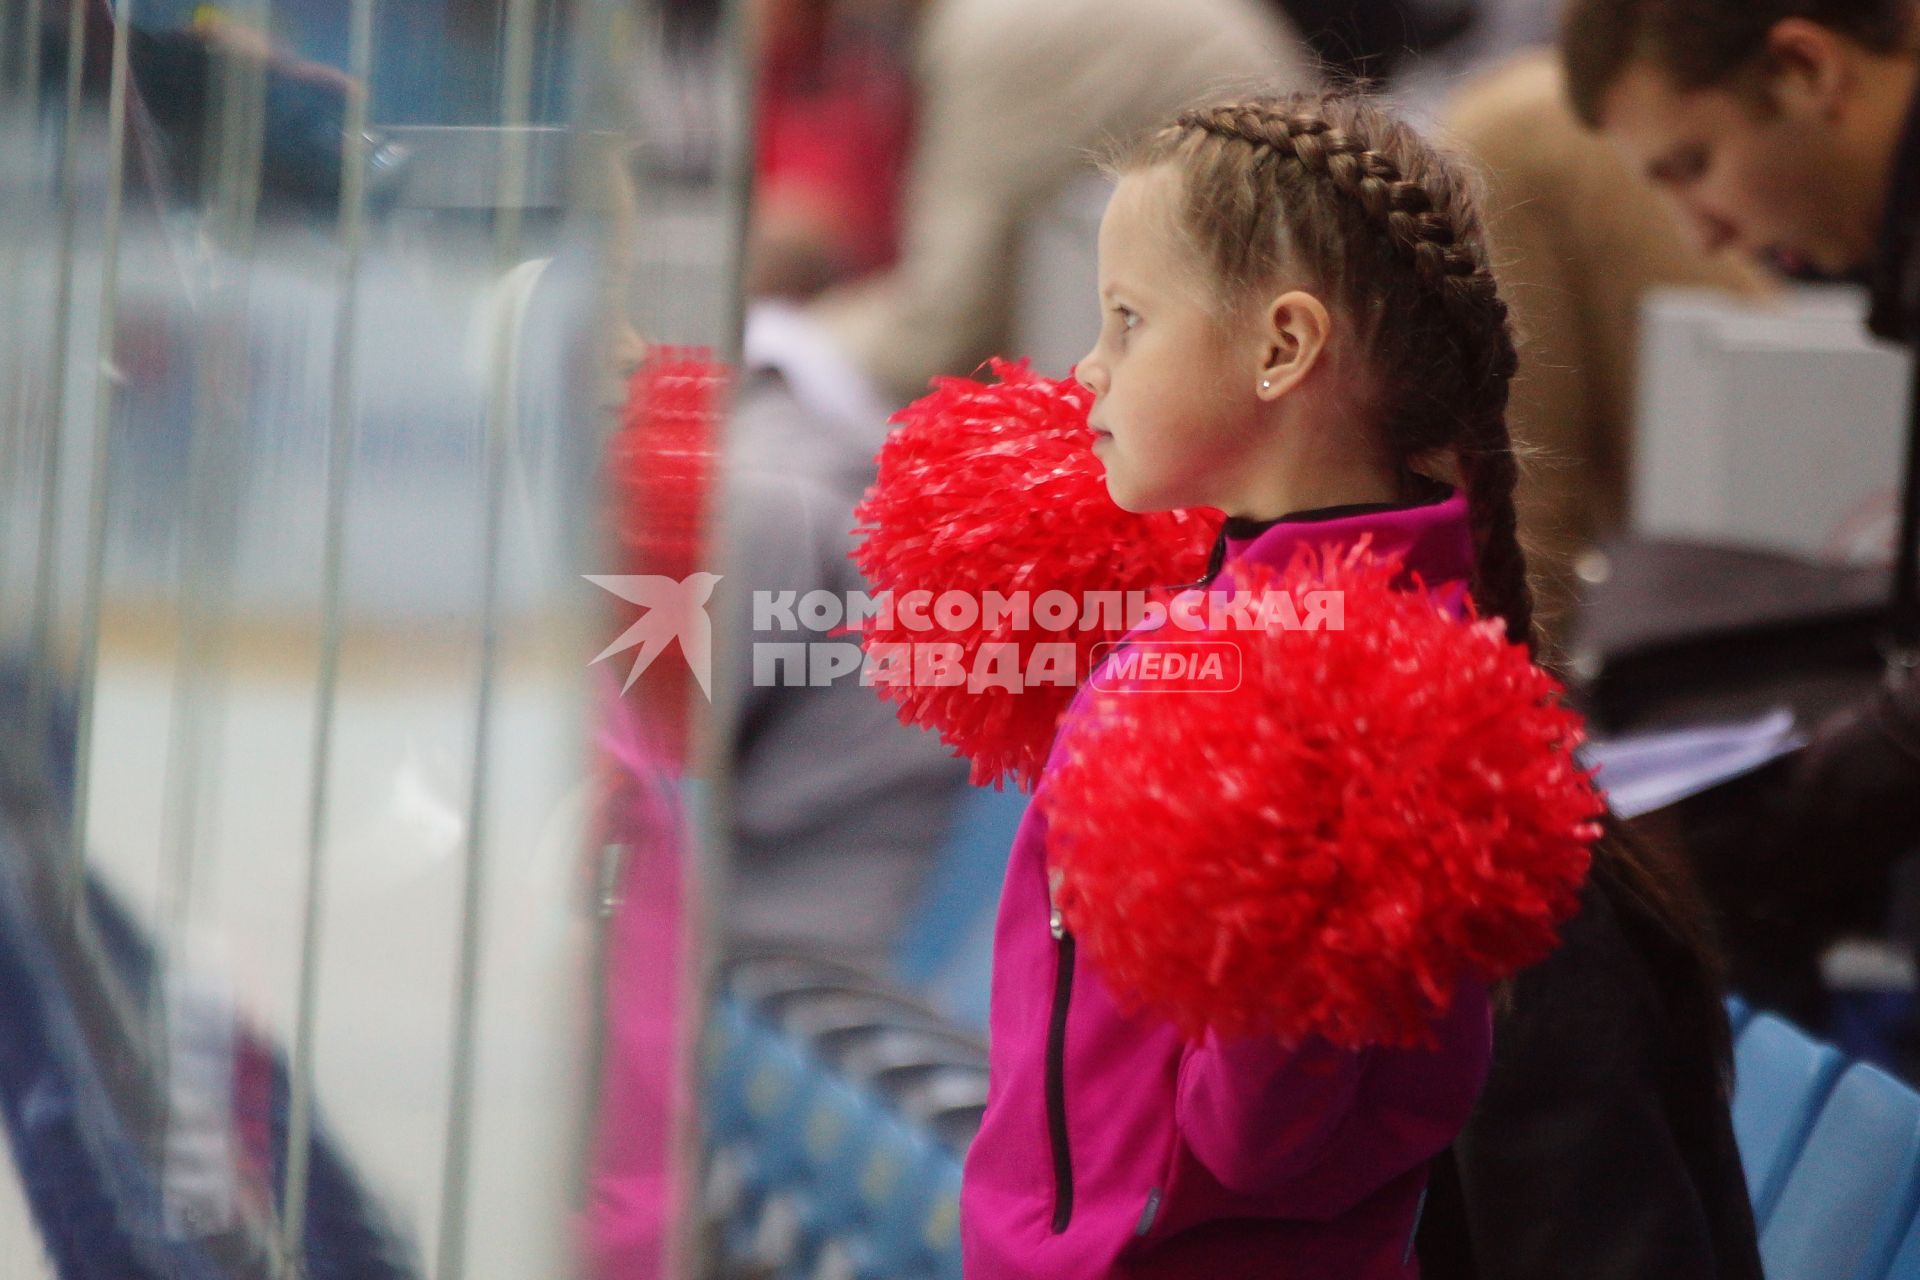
1634;285;1910;563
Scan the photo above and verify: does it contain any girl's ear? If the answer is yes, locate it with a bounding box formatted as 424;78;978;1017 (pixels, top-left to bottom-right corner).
1256;290;1332;402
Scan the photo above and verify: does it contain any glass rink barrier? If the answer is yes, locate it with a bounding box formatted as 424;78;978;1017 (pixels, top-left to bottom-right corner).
0;0;749;1276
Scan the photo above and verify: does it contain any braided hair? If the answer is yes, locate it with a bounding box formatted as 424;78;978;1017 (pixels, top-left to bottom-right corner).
1117;92;1536;651
1115;89;1734;1072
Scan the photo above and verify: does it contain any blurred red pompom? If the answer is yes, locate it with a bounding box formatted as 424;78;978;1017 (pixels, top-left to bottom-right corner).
612;345;728;583
608;345;729;768
851;358;1223;789
1041;544;1602;1049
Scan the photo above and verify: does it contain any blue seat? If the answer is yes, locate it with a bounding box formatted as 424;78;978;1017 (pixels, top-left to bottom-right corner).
708;947;983;1278
704;997;762;1145
740;1024;817;1144
1878;1186;1920;1279
1732;1013;1846;1226
845;1113;959;1280
924;1157;965;1280
1727;994;1752;1036
713;1017;825;1260
892;785;1027;986
753;1053;853;1195
795;1111;943;1280
701;1006;807;1268
1760;1062;1920;1280
787;1085;895;1264
774;1069;896;1275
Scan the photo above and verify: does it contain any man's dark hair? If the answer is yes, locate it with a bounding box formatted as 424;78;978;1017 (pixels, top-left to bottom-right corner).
1561;0;1914;126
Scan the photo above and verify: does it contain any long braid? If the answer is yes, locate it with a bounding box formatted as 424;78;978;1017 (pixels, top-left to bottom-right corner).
1448;296;1539;654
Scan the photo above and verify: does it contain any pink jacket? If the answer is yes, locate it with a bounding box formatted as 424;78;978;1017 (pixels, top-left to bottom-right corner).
961;489;1494;1278
584;692;689;1280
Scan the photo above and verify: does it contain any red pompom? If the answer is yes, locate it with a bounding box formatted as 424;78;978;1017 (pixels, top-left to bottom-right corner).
608;345;730;767
612;346;728;583
1041;544;1603;1049
851;359;1223;789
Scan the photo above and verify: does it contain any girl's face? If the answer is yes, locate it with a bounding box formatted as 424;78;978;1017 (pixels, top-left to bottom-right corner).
1075;167;1261;514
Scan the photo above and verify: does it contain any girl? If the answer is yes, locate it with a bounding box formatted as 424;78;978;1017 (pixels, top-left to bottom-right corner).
960;90;1756;1277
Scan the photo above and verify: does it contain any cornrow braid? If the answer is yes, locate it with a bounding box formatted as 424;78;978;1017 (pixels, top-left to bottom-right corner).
1121;91;1538;651
1180;105;1483;288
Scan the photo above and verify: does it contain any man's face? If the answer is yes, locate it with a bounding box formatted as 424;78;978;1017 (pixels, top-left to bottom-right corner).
1599;61;1882;275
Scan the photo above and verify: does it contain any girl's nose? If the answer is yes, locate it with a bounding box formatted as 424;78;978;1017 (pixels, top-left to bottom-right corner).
1073;354;1104;395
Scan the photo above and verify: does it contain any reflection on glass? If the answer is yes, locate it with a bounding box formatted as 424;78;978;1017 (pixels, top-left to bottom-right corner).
0;0;744;1277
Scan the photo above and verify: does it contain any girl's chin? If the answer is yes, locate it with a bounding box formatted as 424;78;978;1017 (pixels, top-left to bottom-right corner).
1094;453;1184;514
1097;471;1137;512
1100;474;1162;515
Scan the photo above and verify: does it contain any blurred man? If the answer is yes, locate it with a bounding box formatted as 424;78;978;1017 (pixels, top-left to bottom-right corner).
1562;0;1916;296
1560;0;1920;919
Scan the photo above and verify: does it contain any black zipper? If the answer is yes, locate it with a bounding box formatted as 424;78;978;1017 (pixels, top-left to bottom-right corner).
1046;905;1076;1232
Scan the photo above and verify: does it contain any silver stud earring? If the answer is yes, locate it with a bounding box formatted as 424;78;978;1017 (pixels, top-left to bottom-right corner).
1260;379;1272;392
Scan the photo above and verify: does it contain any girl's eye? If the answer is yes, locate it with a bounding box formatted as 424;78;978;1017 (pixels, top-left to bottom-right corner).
1113;306;1138;332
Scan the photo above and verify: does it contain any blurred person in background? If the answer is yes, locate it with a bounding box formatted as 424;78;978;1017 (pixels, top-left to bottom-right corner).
802;0;1312;406
713;300;976;968
1399;48;1778;1273
1438;50;1774;656
745;0;1489;313
748;0;917;299
1558;0;1920;1007
719;0;938;968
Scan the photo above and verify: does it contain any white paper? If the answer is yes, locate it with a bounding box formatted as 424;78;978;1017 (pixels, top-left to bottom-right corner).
1583;708;1806;819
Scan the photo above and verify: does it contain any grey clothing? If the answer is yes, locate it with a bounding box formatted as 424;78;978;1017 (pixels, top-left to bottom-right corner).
714;314;972;966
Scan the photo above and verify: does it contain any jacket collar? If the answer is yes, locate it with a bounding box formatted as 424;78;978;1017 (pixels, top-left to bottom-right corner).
1220;483;1476;589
